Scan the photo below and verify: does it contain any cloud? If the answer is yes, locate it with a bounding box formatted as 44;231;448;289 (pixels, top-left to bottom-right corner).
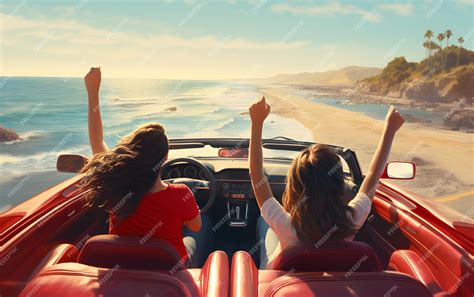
378;3;414;16
456;0;474;6
271;2;382;23
0;13;308;51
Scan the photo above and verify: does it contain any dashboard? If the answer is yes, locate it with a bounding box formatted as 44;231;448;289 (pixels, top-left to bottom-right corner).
161;161;287;203
160;157;356;228
161;163;208;180
160;158;291;227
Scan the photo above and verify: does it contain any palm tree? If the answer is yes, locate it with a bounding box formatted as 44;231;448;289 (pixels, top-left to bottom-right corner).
457;37;465;66
437;33;445;49
437;33;445;68
424;30;434;61
424;30;434;42
443;30;453;69
445;30;452;47
430;41;441;52
423;41;429;59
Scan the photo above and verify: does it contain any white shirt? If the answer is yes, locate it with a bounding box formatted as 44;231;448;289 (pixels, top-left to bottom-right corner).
260;191;372;269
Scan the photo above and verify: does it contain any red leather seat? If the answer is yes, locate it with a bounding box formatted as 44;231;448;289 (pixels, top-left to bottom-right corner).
231;251;432;297
388;250;447;296
28;243;79;281
271;241;383;272
78;234;187;271
20;262;192;297
21;251;229;297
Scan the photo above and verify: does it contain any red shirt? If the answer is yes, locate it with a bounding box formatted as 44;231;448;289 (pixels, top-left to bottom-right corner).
109;183;199;260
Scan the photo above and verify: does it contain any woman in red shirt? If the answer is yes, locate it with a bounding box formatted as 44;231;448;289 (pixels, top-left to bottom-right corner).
79;67;211;267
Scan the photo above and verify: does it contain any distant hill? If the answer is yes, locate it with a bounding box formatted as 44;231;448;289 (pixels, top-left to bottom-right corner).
255;66;382;86
356;46;474;103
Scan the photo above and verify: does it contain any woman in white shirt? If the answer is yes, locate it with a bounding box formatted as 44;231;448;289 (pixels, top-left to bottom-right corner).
248;96;405;269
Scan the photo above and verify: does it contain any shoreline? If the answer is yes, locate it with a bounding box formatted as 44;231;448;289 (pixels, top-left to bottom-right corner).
290;83;451;109
260;87;473;211
261;83;473;133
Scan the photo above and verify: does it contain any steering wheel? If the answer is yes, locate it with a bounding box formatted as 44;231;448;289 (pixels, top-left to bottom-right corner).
161;157;216;213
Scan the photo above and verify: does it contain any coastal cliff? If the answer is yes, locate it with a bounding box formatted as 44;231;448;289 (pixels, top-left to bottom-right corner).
356;47;474;103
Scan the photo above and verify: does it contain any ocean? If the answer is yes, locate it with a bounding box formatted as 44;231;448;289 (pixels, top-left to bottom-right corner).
0;77;312;213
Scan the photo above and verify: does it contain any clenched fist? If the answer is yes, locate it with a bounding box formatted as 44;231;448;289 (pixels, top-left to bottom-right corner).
84;67;101;95
385;105;405;134
249;96;270;125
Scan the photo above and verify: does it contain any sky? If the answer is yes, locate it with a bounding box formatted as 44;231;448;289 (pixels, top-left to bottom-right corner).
0;0;473;79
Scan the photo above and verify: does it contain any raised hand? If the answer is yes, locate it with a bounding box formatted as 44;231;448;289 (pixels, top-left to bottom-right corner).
84;67;101;95
384;105;405;134
85;67;108;155
248;95;274;208
249;96;271;125
359;105;404;199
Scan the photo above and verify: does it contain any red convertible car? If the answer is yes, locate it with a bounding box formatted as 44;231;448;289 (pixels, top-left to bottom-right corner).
0;138;473;297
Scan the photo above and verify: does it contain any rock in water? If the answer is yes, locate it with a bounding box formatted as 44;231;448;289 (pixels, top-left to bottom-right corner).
0;126;21;142
165;106;178;112
443;110;474;130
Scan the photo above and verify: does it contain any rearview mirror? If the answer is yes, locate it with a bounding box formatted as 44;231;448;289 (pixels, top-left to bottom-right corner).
218;148;249;158
57;154;89;173
381;162;415;180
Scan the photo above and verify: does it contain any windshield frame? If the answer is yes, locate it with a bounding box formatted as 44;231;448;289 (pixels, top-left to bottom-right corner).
168;137;364;185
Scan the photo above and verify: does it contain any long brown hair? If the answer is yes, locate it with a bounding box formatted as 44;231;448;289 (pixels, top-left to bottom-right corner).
80;123;169;219
282;144;355;245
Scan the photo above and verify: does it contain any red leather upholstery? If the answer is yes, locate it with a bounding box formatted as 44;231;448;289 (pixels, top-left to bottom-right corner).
21;251;229;297
374;197;474;296
20;263;192;297
231;251;432;297
263;272;432;297
78;234;185;271
271;241;383;272
28;243;78;281
388;250;446;296
174;251;229;297
231;251;259;297
231;251;287;297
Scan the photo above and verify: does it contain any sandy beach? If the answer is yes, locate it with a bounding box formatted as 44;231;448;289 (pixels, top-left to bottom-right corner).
287;84;468;112
261;87;474;216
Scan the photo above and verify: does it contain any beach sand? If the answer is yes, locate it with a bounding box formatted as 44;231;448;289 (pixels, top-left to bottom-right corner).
261;87;474;215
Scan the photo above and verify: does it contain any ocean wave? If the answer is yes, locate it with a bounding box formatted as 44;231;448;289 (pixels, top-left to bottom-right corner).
214;117;236;131
107;101;157;108
179;86;229;98
184;117;238;138
171;96;204;103
0;145;90;168
1;130;45;144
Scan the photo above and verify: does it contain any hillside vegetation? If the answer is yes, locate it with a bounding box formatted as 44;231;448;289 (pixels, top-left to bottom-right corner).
356;46;474;103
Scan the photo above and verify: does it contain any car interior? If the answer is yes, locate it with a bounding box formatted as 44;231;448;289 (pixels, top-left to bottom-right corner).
0;138;472;296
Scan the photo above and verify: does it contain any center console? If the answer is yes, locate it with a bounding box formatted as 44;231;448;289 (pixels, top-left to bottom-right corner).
222;182;254;227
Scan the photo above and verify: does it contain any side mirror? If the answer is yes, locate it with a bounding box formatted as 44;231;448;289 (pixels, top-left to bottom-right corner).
57;154;89;173
381;161;416;180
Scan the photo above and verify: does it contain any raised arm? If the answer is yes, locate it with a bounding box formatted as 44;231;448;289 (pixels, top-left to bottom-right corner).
249;96;274;208
359;106;405;199
84;67;108;155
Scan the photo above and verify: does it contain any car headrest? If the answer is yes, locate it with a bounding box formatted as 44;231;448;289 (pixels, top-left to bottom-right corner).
20;263;192;297
271;241;383;272
263;271;432;297
77;234;187;271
